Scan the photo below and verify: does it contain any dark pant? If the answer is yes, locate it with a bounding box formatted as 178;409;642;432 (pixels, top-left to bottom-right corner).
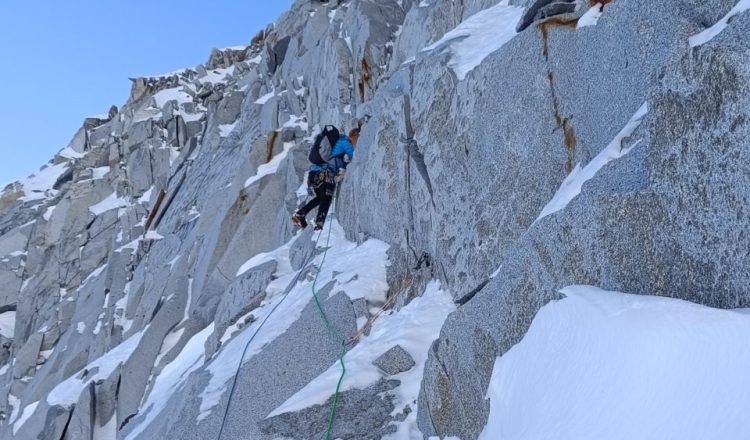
297;171;335;224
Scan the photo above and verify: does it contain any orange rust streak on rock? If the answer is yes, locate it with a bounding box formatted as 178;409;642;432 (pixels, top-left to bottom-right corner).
563;119;577;171
358;58;372;103
539;21;578;172
538;17;578;60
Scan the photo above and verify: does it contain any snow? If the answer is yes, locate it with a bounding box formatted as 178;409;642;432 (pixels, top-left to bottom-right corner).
490;265;503;279
0;311;16;338
114;283;133;333
154;328;185;367
94;413;117;440
282;115;308;131
577;4;604;28
43;205;56;221
0;364;8;376
76;322;86;334
138;186;154;204
269;281;454;422
89;192;129;216
219;122;238;137
295;171;310;201
168;255;182;270
8;394;20;423
153;86;193;108
47;329;146;407
419;0;430;6
689;0;750;47
81;264;108;288
117;229;164;253
243;141;295;188
167;145;180;167
58;147;85;159
187;205;200;221
479;285;750;440
92;166;111;180
198;221;390;421
124;324;214;440
145;230;164;240
535;102;648;223
254;90;275;104
13;401;39;435
201;66;235;85
422;1;524;80
16;162;69;202
93;317;104;335
39;348;54;360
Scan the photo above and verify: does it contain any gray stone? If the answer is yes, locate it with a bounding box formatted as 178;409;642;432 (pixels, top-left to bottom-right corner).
372;344;415;376
215;90;245;125
63;382;94;440
117;294;185;429
419;12;750;439
208;260;277;355
289;229;317;270
13;333;43;379
11;402;70;440
259;378;400;440
351;297;369;319
94;365;121;427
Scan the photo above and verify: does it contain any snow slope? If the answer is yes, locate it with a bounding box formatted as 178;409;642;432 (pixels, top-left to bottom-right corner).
480;286;750;440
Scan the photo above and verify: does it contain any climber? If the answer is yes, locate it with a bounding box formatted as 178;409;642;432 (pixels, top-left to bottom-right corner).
292;125;358;231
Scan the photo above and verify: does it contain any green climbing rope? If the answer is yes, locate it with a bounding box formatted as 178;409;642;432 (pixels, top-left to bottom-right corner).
310;189;347;440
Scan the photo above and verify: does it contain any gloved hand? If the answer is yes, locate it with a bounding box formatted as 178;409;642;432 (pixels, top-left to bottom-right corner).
335;169;346;183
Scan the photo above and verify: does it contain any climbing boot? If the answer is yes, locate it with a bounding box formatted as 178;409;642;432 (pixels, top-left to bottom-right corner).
292;213;308;229
313;220;324;231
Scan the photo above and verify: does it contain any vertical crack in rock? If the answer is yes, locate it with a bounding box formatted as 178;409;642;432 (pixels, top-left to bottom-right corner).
402;95;435;204
539;18;578;172
153;170;189;230
144;190;166;231
56;406;75;440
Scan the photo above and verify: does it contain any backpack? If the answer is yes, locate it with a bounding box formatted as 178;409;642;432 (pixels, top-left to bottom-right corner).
309;125;341;165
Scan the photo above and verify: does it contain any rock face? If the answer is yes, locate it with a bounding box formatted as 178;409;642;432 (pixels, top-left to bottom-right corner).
0;0;748;439
372;345;416;376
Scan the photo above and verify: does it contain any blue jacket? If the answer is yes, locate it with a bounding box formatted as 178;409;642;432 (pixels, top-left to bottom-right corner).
310;135;355;174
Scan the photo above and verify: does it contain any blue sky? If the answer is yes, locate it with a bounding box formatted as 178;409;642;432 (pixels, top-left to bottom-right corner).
0;0;293;186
